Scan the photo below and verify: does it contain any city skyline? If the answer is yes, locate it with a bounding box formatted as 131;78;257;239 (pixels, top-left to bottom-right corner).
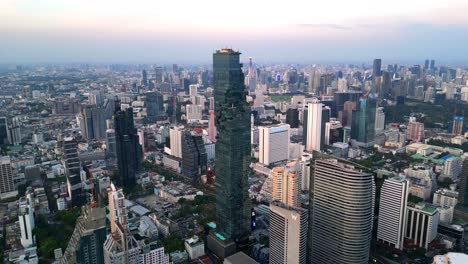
1;0;468;64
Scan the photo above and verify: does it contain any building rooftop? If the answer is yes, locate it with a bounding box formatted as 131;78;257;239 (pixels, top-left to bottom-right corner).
224;251;259;264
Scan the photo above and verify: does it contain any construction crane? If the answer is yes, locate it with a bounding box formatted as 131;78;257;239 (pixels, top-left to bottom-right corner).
83;165;96;208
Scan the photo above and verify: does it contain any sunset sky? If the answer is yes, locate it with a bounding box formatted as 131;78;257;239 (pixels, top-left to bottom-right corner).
1;0;468;64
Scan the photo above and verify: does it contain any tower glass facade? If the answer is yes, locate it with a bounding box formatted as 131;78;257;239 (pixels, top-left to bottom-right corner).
114;108;142;188
213;49;251;241
351;97;377;145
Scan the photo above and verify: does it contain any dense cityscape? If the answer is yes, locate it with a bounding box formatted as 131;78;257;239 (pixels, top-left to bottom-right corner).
5;2;468;264
0;48;467;264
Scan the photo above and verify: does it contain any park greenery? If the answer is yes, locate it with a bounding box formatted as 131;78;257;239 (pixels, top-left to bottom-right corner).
35;208;80;263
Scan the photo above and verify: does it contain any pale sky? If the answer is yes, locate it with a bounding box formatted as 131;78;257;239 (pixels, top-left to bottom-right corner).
1;0;468;64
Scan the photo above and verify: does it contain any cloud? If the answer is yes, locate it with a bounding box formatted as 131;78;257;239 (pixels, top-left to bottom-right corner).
297;24;352;30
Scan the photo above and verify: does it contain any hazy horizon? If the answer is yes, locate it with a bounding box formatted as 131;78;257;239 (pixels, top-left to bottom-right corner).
2;0;468;65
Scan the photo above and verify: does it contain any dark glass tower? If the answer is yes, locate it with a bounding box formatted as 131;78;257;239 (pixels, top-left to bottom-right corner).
213;49;251;241
458;157;468;207
145;91;164;122
373;58;382;77
350;97;377;145
181;131;207;177
0;117;8;146
114;107;142;188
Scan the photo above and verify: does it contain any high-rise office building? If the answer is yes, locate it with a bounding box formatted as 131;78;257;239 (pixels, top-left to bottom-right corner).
303;99;322;152
88;91;104;106
375;107;385;133
142;70;148;86
208;49;251;258
8;117;21;146
106;129;117;160
258;124;290;166
324;120;343;145
309;158;374;264
81;105;106;140
19;191;35;248
430;60;435;71
373;58;382;77
350;97;377;146
377;177;408;250
114;107;142;188
60;205;107;264
62;137;85;207
189;84;198;97
181;131;207;177
452;116;464;135
405;203;439;249
285;107;299;128
0;117;8;146
424;59;430;70
308;65;320;94
269;201;308;264
145;91;164;122
272;161;300;207
154;67;163;84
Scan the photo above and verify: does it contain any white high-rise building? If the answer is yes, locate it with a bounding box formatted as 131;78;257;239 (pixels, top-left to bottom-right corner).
377;177;408;250
186;104;203;121
300;153;312;191
324;120;342;146
375;107;385;133
19;191;35;247
259;124;290;166
405;203;439;249
304;99;322;152
269;201;308;264
165;126;184;158
309;158;374;264
0;156;15;196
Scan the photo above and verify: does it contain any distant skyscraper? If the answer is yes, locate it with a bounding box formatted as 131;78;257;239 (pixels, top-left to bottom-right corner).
271;161;301;207
61;205;107;264
377;177;408;250
81;105;106;140
154;66;163;84
142;70;148;86
106;129;116;160
8;117;21;145
269;201;308;264
375;107;385;133
258;124;290;166
145;91;164;122
167;126;184;158
304;99;322;152
424;59;430;70
373;58;382;77
430;59;435;71
308;158;374;264
19;191;35;248
0;117;8;146
452;116;464;135
308;65;320;94
208;49;251;258
62;137;85;207
350;97;377;146
114;107;142;188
